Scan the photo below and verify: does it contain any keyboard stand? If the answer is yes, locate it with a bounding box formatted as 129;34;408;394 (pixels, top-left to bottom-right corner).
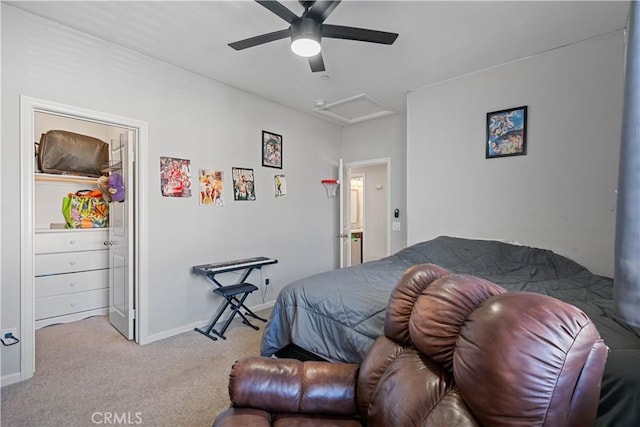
192;257;278;341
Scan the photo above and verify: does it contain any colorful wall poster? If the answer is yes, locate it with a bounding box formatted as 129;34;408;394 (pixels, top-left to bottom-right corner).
274;174;287;198
160;156;192;197
232;167;256;201
199;169;225;206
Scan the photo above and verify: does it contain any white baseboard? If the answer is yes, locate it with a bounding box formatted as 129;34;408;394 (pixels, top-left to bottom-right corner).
36;308;109;329
144;300;275;344
1;372;23;388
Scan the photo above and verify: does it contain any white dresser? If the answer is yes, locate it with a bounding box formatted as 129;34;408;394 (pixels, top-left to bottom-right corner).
35;229;110;328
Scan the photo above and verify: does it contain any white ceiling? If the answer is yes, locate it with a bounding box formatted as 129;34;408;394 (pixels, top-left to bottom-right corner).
6;1;631;124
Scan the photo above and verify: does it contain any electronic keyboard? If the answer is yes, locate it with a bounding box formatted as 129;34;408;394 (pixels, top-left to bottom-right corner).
192;256;278;275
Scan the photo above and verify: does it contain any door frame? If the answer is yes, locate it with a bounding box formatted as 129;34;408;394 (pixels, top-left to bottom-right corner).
340;157;391;267
19;96;150;381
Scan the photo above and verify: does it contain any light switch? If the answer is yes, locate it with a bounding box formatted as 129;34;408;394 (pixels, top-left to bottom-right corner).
392;221;401;231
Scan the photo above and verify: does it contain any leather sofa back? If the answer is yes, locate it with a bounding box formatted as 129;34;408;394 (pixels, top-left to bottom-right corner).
357;264;608;426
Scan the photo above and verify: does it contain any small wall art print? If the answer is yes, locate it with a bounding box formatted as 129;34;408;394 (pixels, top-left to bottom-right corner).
262;130;282;169
199;169;225;206
486;106;527;159
274;174;287;198
160;156;192;197
232;167;256;201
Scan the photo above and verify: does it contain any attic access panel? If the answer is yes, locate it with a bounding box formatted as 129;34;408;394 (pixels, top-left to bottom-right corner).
313;94;396;125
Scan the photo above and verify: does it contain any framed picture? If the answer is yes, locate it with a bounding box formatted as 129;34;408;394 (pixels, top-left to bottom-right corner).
262;130;282;169
232;167;256;201
486;106;527;159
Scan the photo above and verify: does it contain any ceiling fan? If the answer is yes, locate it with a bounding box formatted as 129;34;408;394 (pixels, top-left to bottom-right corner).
228;0;399;72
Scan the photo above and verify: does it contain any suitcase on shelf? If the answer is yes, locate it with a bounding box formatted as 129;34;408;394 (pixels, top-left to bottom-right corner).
37;130;108;178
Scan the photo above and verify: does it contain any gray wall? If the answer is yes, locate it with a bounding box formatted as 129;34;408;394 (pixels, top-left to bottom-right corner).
342;113;408;255
1;5;342;379
407;31;625;277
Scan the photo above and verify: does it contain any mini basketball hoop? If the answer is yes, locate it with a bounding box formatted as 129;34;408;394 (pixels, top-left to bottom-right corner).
321;179;339;197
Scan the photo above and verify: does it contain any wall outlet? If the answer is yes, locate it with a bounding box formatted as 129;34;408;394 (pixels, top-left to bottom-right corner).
264;277;270;286
392;221;401;231
1;328;19;346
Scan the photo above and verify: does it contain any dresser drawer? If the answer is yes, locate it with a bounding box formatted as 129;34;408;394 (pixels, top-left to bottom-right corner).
36;288;108;320
36;269;109;298
35;250;108;276
35;230;109;254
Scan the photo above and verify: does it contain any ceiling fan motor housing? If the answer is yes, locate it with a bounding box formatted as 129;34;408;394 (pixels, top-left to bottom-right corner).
292;17;321;42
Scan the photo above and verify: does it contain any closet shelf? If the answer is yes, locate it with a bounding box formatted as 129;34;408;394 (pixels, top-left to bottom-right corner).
35;173;99;184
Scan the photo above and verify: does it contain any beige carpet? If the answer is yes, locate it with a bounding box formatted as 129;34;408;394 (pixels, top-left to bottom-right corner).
1;310;269;427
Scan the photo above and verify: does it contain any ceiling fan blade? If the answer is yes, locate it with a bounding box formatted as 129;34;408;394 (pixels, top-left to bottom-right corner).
305;0;341;22
322;24;398;45
308;53;325;72
256;0;298;24
228;29;290;51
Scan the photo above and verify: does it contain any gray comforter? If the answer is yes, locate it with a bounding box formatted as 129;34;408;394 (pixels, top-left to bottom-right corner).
261;236;640;425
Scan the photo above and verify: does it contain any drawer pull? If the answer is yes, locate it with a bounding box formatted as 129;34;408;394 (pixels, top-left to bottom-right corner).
69;239;77;245
69;260;77;266
70;301;77;307
104;241;109;246
69;281;77;287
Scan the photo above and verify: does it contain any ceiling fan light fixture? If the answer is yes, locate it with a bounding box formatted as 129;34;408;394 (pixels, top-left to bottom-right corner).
291;37;321;57
291;18;321;57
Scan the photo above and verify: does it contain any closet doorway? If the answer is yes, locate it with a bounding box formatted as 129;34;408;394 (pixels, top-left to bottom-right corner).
19;96;149;381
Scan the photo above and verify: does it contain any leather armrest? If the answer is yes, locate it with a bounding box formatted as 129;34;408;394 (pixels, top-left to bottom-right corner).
228;356;359;416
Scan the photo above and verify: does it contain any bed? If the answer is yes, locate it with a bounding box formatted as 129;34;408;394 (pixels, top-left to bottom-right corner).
261;236;640;426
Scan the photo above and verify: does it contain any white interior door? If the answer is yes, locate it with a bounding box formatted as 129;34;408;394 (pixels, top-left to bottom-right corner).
109;130;135;339
339;160;352;268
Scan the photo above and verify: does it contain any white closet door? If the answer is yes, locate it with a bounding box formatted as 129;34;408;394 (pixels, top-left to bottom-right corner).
109;130;135;339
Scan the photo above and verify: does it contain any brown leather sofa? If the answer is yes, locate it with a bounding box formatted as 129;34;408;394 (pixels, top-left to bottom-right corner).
213;264;608;427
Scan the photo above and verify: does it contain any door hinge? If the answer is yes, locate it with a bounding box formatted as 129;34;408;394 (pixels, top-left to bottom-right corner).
131;308;136;319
